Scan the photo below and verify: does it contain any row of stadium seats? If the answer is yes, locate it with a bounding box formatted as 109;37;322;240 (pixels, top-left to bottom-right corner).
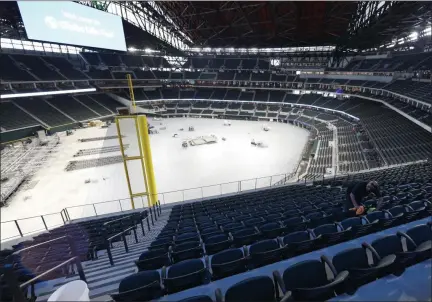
109;161;431;301
0;94;118;129
121;87;431;117
150;97;431;169
0;211;149;301
343;52;432;72
0;54;88;82
2;52;430;84
155;102;371;177
113;221;431;302
2;91;429;173
383;80;432;104
81;53;271;70
1;161;429;301
2;52;430;106
113;83;431;109
81;51;432;73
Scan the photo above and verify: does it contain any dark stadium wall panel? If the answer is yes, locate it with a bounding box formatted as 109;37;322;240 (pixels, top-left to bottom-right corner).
0;125;43;144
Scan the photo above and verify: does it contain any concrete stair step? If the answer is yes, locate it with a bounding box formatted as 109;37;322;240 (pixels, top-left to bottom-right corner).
35;208;171;301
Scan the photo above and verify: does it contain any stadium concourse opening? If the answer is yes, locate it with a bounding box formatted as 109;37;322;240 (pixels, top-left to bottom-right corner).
0;1;431;302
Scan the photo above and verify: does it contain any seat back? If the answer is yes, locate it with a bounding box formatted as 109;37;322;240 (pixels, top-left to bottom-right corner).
340;217;362;230
408;201;426;211
178;295;214;302
313;224;338;237
249;239;282;267
388;206;406;217
176;232;199;243
150;238;172;251
231;228;259;247
111;270;162;302
224;276;276;302
211;248;246;279
406;224;432;247
332;247;369;273
371;235;403;259
283;217;306;233
172;241;203;263
260;222;284;239
365;211;386;223
283;231;310;245
136;250;171;271
165;259;206;294
204;234;232;255
282;260;328;290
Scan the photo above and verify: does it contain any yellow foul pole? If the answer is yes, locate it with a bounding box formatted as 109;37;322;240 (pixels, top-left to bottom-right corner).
126;74;136;112
137;115;158;206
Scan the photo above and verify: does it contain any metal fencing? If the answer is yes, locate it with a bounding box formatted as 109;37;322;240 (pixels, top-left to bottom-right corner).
1;172;289;242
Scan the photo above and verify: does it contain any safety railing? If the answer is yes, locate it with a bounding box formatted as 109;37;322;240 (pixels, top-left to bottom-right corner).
0;172;308;242
2;235;86;302
103;209;158;265
105;226;136;266
2;160;428;242
1;211;67;242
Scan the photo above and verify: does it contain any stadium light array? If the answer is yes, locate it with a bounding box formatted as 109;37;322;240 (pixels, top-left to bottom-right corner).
187;46;336;54
0;88;96;99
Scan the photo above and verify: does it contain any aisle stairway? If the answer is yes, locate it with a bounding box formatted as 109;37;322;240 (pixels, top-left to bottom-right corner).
34;209;172;301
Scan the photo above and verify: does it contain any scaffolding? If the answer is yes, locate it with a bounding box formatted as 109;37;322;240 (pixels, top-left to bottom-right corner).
1;134;60;205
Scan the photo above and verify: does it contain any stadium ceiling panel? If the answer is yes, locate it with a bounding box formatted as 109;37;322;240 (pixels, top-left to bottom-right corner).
158;1;432;51
157;1;358;48
1;1;430;54
342;1;432;50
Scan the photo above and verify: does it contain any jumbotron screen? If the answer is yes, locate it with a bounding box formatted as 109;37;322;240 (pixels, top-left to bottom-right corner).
17;1;127;51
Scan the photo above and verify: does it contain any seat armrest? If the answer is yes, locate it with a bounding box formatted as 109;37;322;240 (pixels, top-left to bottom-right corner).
396;231;418;250
306;229;316;239
404;205;415;212
280;291;293;302
215;288;223;302
277;236;284;247
383;210;392;218
321;255;338;277
362;242;382;262
363;217;371;224
360;216;369;225
161;266;167;279
273;270;287;294
332;270;349;285
376;254;397;268
335;222;344;231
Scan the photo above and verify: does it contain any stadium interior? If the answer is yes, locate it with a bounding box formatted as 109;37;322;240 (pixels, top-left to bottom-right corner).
0;1;431;302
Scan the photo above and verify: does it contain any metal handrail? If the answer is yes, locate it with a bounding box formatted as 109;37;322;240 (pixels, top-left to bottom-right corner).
3;160;428;242
3;235;87;302
105;225;138;266
103;213;135;226
12;235;67;255
20;257;79;288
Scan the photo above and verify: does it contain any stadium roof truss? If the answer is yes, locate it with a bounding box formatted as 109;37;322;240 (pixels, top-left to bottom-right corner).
79;1;192;53
156;1;358;48
342;1;432;51
0;1;430;57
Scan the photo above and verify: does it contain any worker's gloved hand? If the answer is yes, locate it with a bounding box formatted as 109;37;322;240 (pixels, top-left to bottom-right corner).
349;205;365;215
